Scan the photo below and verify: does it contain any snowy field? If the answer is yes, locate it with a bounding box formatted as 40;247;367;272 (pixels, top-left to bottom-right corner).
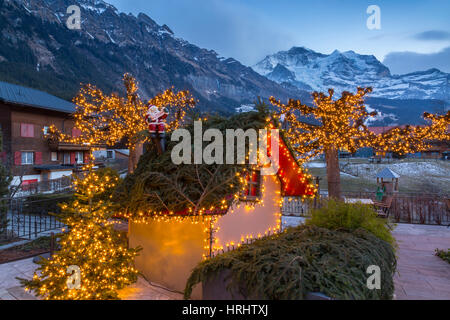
305;159;450;194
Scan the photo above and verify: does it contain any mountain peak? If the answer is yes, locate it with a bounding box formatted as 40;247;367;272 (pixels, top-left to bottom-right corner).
253;46;449;102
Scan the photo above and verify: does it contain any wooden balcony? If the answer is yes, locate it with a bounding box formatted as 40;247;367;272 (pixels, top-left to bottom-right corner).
47;139;106;151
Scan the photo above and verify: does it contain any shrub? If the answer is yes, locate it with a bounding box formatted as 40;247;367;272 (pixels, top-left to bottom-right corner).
435;248;450;264
306;200;395;246
185;225;397;300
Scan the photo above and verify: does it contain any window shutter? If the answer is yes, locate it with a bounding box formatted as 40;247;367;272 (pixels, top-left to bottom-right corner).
70;152;76;164
14;152;21;165
20;124;27;137
35;152;43;165
20;124;34;137
83;152;90;164
72;128;81;138
250;171;259;197
244;173;250;196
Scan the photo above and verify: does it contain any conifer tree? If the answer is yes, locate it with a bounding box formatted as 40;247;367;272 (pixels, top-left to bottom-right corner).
0;163;12;238
20;169;140;300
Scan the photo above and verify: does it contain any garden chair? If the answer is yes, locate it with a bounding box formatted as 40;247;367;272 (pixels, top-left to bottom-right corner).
373;196;393;219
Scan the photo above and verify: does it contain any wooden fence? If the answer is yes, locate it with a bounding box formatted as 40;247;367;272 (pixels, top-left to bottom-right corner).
282;193;450;226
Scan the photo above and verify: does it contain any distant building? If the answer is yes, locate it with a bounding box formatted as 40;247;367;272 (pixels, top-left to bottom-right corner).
0;81;92;186
93;149;129;161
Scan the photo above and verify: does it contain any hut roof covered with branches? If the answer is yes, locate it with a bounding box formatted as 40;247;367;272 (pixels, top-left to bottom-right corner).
115;107;315;219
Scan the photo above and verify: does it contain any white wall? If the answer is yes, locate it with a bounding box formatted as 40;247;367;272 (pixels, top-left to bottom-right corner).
49;170;73;180
213;175;282;252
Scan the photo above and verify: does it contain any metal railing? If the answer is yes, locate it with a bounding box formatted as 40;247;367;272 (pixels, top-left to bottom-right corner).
11;176;73;197
0;194;72;242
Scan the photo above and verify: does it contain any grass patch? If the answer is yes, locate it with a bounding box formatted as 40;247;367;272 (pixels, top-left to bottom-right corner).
0;236;52;264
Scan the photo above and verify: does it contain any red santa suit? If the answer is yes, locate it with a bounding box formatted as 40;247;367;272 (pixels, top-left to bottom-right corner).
145;105;168;134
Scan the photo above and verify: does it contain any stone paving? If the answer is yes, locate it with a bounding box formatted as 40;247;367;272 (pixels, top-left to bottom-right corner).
0;257;37;300
392;223;450;300
0;256;182;300
0;222;448;300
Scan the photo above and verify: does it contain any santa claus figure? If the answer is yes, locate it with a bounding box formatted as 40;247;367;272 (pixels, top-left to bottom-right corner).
145;105;169;154
145;105;168;135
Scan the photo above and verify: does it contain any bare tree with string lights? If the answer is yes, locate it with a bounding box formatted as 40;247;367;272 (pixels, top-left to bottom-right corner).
270;87;449;199
46;73;196;173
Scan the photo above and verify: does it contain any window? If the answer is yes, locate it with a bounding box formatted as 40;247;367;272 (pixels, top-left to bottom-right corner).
75;151;84;164
43;126;49;135
21;152;34;165
20;124;34;137
51;152;58;161
106;150;113;159
240;170;261;201
63;152;71;165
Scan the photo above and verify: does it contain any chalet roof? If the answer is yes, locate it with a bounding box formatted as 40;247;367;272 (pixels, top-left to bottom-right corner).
368;126;407;135
376;168;400;179
115;149;130;156
0;81;76;113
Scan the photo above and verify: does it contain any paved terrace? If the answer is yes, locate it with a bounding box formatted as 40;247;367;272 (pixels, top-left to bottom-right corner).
393;223;450;300
0;222;449;300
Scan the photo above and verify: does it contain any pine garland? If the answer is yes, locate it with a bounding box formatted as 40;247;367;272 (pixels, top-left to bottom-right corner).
184;225;396;300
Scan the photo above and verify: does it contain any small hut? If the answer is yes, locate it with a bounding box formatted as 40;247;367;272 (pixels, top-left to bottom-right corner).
115;110;316;298
376;167;400;194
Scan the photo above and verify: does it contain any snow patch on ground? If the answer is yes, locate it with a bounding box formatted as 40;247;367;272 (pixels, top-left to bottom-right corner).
304;162;326;168
345;161;450;179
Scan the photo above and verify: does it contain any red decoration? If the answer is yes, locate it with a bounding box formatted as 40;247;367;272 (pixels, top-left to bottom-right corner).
145;105;168;134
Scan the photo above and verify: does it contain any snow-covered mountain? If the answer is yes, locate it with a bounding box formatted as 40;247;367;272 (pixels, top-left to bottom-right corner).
253;47;450;102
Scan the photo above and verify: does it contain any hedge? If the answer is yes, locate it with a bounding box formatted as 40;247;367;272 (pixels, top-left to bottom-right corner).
184;225;396;300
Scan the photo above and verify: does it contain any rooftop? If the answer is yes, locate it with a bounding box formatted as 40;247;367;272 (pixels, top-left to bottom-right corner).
376;167;400;179
0;81;76;113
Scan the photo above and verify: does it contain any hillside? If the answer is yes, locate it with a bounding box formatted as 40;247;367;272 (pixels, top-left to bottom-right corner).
0;0;304;114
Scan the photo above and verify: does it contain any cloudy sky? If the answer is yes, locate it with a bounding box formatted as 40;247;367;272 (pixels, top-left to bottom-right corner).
108;0;450;74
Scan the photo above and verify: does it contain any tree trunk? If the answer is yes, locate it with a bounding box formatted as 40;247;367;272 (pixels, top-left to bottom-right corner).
128;142;143;174
325;146;342;199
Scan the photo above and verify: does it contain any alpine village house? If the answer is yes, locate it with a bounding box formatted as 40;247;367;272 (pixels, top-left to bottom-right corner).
0;81;91;191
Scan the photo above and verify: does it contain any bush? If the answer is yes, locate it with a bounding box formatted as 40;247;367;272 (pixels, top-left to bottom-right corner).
306;200;395;246
435;248;450;264
185;225;397;300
